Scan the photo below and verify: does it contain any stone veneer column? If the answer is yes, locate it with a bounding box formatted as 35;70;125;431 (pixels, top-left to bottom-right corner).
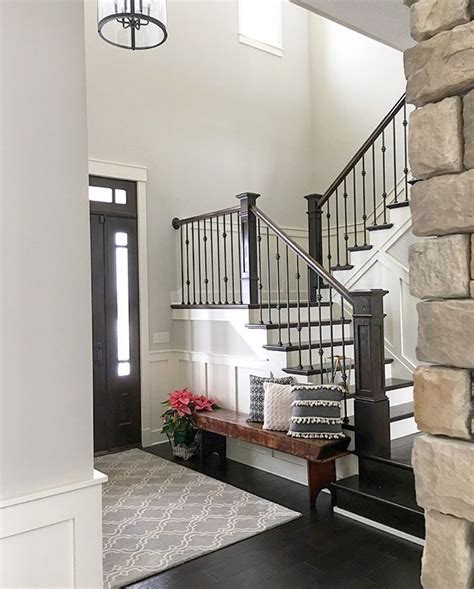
404;1;474;588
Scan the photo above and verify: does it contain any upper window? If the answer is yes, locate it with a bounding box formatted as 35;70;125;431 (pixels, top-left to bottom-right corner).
238;0;283;57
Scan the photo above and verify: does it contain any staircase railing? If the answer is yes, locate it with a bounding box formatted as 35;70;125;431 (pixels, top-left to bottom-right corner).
308;94;410;275
172;193;391;455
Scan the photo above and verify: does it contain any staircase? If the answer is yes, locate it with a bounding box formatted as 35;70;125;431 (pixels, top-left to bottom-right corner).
171;93;424;541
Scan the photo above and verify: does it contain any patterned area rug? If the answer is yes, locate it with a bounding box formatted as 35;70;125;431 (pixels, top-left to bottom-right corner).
95;449;301;588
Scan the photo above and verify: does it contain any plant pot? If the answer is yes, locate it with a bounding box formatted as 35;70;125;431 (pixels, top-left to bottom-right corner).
167;429;201;460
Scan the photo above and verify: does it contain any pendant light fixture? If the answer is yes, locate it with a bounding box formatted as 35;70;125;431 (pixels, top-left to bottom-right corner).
97;0;168;50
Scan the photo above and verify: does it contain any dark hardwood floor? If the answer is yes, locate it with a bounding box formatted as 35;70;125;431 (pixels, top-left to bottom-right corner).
125;444;423;589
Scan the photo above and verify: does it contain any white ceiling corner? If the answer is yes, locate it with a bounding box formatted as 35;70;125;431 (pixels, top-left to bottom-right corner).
291;0;414;52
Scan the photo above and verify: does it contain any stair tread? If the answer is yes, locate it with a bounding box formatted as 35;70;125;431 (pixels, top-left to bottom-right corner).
387;200;410;209
246;318;352;330
346;378;413;398
172;301;332;309
249;301;332;309
347;244;373;252
390;401;415;422
330;264;354;271
343;402;414;431
367;223;394;232
283;357;393;377
360;433;421;469
264;339;354;352
331;474;423;514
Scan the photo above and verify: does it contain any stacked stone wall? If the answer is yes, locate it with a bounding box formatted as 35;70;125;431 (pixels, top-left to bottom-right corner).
404;1;474;587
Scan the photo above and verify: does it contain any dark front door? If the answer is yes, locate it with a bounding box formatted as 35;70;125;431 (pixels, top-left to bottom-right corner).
89;176;141;454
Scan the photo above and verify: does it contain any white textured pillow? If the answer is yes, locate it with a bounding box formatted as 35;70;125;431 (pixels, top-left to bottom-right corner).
263;382;293;431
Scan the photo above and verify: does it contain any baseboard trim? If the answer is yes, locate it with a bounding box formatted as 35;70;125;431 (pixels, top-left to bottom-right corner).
334;506;425;546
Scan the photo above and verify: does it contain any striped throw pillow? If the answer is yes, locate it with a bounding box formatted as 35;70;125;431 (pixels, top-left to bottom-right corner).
288;384;346;440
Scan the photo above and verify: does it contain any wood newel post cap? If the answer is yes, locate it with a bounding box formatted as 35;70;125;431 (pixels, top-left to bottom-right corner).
304;193;324;214
351;289;388;315
236;192;260;205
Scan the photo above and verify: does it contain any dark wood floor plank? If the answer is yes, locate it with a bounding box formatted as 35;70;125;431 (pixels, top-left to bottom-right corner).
124;444;423;589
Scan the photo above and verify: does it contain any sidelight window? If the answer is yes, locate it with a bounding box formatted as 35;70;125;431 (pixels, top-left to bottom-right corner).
115;232;131;377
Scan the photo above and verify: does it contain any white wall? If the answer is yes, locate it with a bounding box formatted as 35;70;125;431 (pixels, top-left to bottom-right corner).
308;13;406;192
0;1;104;585
84;0;314;351
1;0;93;501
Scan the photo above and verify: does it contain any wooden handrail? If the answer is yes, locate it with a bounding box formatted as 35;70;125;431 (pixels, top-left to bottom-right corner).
251;205;354;305
320;93;406;208
172;205;240;229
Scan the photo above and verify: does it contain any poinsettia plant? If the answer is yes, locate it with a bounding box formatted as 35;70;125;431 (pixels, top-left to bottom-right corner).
161;388;219;446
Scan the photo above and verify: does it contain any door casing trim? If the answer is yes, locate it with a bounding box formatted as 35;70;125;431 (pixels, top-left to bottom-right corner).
88;159;152;447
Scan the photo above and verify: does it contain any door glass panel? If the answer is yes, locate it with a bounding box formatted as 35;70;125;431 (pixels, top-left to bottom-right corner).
117;362;131;376
89;186;113;203
115;189;127;205
115;232;128;246
115;235;130;375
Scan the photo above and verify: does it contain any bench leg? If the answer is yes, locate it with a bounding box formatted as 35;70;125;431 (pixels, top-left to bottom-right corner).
307;460;336;508
200;431;227;472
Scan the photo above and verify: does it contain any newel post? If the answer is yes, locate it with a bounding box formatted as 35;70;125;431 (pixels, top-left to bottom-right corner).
352;289;390;458
305;193;324;302
236;192;260;305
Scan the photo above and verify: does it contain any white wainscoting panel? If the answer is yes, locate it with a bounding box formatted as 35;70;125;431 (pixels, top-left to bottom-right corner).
0;472;106;588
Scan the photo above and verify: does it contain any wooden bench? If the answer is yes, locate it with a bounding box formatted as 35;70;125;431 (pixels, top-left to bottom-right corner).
193;409;350;507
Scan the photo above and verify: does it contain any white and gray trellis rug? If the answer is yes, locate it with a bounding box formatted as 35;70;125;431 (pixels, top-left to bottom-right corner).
95;449;301;588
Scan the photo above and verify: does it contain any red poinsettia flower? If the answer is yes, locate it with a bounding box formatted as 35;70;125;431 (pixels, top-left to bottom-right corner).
193;395;214;411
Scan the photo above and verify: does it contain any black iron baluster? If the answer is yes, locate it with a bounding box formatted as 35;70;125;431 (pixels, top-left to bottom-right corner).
362;154;368;246
335;186;341;268
307;267;313;370
179;225;185;305
216;216;221;304
191;222;196;304
203;219;209;304
352;167;358;248
257;218;263;324
317;279;324;384
266;226;272;324
275;237;282;346
392;116;398;205
230;213;235;304
343;178;349;267
237;215;243;304
372;143;377;227
197;221;202;304
403;101;409;201
340;296;349;424
185;223;190;305
326;201;332;271
296;256;303;370
382;130;388;225
223;214;228;304
328;287;335;379
210;217;215;304
285;245;291;346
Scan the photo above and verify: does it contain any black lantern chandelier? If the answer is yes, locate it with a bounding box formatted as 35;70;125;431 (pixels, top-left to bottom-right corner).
98;0;168;50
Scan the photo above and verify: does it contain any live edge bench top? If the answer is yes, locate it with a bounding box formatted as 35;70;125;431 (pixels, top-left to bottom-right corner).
194;409;350;463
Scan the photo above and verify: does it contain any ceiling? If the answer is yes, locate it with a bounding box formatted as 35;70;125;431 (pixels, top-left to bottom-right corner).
291;0;413;52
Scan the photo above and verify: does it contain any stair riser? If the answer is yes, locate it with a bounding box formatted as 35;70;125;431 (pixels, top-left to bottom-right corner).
332;485;425;539
266;344;354;368
299;361;393;383
248;304;344;325
391;416;418;439
264;323;352;346
359;456;415;488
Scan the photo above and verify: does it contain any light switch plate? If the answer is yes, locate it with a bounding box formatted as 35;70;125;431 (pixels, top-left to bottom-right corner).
153;332;170;344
